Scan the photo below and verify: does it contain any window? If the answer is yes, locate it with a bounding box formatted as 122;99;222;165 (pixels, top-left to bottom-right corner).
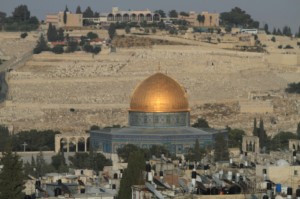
294;170;298;176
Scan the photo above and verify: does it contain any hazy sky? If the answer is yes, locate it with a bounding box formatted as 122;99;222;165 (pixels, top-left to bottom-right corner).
1;0;299;33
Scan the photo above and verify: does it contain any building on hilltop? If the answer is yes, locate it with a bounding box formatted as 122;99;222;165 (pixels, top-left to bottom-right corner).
90;72;226;154
46;12;83;29
179;11;219;27
86;7;160;25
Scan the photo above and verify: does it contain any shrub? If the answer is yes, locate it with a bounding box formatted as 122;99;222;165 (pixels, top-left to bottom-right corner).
52;45;64;54
20;32;28;39
83;44;93;53
284;44;293;49
65;41;78;53
87;32;98;40
92;46;101;54
125;26;130;34
278;45;283;49
271;36;276;42
151;28;157;34
144;28;150;34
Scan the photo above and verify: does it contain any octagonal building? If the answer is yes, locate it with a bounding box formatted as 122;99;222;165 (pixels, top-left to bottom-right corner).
90;72;226;154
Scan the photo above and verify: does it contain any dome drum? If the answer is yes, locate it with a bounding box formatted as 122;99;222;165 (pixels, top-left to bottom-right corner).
129;111;190;127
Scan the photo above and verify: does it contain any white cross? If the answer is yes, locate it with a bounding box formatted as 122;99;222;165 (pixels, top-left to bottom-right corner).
22;142;28;152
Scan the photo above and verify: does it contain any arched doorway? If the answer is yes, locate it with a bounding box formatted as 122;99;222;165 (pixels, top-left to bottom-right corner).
69;137;77;152
78;137;86;152
123;14;129;22
146;14;152;22
60;138;68;152
107;13;114;21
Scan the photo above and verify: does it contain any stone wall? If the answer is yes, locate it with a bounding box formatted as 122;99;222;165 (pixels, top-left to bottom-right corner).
0;33;299;135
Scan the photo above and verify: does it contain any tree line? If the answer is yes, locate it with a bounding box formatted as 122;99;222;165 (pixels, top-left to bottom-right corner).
0;4;39;31
0;126;59;152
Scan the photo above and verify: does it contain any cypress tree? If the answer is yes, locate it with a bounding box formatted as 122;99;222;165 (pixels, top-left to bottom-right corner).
0;144;26;199
63;5;68;25
76;6;82;14
272;28;277;35
253;118;258;136
194;139;201;161
214;134;229;162
118;150;145;199
259;118;268;149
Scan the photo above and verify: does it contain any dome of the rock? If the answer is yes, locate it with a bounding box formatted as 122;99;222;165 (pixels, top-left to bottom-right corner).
130;73;189;113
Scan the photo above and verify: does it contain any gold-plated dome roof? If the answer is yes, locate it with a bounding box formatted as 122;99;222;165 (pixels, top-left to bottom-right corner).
130;73;189;112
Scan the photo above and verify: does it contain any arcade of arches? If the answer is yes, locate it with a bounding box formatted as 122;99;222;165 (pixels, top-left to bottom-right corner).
55;134;90;153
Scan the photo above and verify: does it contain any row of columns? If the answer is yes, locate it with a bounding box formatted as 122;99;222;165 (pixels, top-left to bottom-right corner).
55;135;89;153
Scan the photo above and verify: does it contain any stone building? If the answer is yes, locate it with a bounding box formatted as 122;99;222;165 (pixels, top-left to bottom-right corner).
179;11;219;27
87;7;160;24
90;72;226;154
46;12;83;28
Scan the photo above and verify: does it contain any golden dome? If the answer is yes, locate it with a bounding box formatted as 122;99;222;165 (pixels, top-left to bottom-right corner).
130;73;189;112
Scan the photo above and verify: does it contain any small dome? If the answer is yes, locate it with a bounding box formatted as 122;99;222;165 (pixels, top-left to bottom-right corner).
130;73;189;112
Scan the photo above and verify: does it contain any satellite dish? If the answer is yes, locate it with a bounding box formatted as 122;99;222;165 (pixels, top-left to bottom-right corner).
145;182;164;199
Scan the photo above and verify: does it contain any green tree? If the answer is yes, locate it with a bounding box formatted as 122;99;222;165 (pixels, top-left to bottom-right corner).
87;32;98;40
197;14;205;26
264;24;269;34
76;6;82;14
117;144;139;162
108;23;116;40
272;28;277;35
0;125;9;152
214;134;229;161
12;5;30;21
271;36;276;42
65;41;78;53
33;34;49;54
149;145;171;158
270;131;297;150
12;130;59;151
83;6;94;18
63;5;68;25
118;151;145;199
258;119;268;149
192;118;209;128
92;46;101;54
220;7;259;28
297;26;300;38
52;45;64;54
194;139;202;161
94;12;100;18
57;28;64;41
51;153;67;172
168;10;178;18
282;26;292;36
253;118;258;136
155;10;166;18
0;144;26;199
180;12;189;17
20;32;28;39
47;23;58;42
228;128;245;148
125;26;130;34
277;28;282;35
